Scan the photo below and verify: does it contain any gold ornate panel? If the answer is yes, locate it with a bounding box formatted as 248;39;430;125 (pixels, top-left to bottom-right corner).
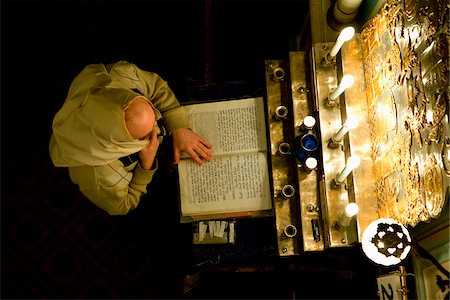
361;0;449;227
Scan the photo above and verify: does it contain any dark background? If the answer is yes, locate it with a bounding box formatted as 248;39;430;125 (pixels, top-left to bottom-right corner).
2;0;383;298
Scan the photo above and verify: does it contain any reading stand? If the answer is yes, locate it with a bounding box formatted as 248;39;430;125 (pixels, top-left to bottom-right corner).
178;82;279;268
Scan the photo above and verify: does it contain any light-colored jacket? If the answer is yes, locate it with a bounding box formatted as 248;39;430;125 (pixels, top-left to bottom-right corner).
49;60;189;215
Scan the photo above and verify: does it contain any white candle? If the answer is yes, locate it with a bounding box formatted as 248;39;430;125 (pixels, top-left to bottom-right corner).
329;26;355;58
335;156;360;184
305;157;318;170
300;115;316;132
328;75;355;101
332;115;358;142
338;203;359;227
332;124;350;142
303;116;316;128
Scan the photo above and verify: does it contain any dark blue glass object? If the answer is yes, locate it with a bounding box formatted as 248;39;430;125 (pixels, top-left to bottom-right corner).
293;133;319;161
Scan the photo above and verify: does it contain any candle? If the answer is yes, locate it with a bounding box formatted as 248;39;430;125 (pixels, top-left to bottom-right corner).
304;156;318;170
303;116;316;128
328;75;355;101
335;156;360;184
299;115;316;132
332;116;358;142
332;124;350;142
338;203;359;227
329;26;355;58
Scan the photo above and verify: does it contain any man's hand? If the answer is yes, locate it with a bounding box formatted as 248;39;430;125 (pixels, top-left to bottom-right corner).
172;128;212;165
139;129;159;170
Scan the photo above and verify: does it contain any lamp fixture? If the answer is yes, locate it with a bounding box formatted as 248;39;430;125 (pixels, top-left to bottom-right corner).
330;27;355;58
328;115;358;148
361;218;412;267
322;26;355;66
326;75;355;106
299;115;316;132
332;156;360;187
337;203;359;227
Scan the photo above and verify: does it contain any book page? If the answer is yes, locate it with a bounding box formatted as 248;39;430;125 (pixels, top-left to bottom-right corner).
183;97;267;157
179;152;272;216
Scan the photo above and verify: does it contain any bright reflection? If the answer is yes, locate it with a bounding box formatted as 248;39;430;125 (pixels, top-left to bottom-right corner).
426;110;433;123
423;41;435;54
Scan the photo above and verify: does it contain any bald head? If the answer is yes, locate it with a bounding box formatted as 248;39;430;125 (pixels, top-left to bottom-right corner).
125;97;156;139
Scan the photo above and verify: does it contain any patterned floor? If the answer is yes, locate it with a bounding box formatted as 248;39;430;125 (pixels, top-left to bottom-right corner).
2;1;381;299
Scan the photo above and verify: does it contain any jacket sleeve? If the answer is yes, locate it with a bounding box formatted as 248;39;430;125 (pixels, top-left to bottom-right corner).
68;160;158;215
132;64;190;133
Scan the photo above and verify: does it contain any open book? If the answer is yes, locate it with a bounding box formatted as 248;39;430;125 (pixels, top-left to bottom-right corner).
178;97;273;222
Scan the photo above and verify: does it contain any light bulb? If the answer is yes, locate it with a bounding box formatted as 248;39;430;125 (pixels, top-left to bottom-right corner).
340;26;356;42
340;75;355;88
305;157;318;170
338;203;359;227
303;116;316;128
345;115;359;129
332;116;358;142
299;115;316;132
347;156;361;169
329;26;355;58
344;202;359;216
328;75;355;101
335;156;360;184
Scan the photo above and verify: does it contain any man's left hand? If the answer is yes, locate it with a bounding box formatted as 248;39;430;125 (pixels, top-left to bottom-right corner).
172;128;213;165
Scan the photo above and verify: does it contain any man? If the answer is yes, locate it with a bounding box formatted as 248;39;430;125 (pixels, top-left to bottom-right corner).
49;60;212;215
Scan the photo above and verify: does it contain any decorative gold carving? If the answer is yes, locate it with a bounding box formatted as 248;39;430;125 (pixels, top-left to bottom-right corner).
384;44;401;88
422;155;444;218
361;0;449;227
404;0;418;21
398;48;418;84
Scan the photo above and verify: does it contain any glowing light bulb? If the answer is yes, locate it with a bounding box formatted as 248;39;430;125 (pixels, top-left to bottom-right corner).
299;115;317;132
303;116;316;128
329;26;355;58
345;202;359;216
332;115;359;142
338;203;359;227
328;75;355;101
305;156;318;170
335;156;360;184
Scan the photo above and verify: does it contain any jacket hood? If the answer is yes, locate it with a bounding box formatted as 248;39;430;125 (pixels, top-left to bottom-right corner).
50;63;153;167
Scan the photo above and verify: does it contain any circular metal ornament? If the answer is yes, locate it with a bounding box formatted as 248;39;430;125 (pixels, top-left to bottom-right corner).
361;218;412;267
